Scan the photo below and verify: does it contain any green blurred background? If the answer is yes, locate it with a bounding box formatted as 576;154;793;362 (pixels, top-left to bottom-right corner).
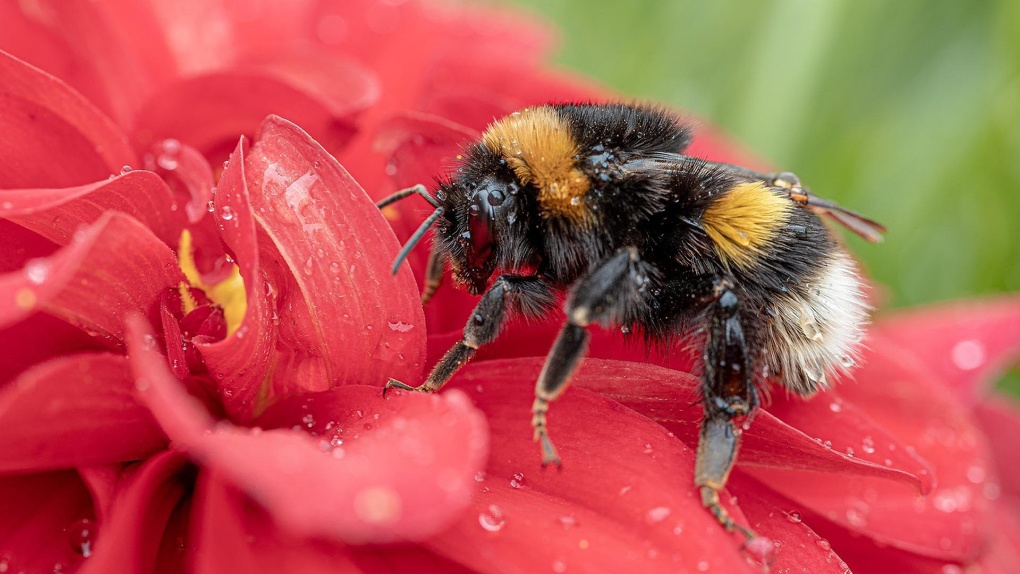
504;0;1020;393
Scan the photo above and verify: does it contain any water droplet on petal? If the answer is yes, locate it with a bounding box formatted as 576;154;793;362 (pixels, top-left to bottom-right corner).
816;538;831;551
24;258;50;284
509;472;526;489
478;504;506;532
828;401;843;413
861;436;876;454
119;165;133;174
786;511;802;524
645;506;671;524
387;321;414;333
220;205;235;221
557;515;578;529
67;518;95;557
951;340;985;370
742;537;777;569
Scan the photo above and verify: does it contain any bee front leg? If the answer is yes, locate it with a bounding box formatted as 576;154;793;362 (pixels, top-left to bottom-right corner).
384;275;554;395
696;279;758;539
533;248;654;466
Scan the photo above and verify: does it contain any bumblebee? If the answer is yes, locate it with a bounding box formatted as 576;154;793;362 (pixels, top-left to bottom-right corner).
378;102;884;538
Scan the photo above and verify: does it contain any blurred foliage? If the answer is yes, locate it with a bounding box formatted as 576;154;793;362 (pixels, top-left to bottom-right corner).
504;0;1020;310
503;0;1020;395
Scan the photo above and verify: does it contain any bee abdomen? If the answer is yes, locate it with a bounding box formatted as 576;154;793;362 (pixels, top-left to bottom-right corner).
763;251;868;395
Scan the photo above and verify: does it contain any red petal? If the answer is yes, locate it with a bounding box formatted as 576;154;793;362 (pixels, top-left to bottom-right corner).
0;312;100;384
0;212;183;343
0;219;59;273
0;470;95;572
0;171;183;247
872;296;1020;403
194;138;276;421
0;353;165;472
190;470;470;574
429;360;756;574
726;474;855;574
0;50;135;188
973;394;1020;498
79;452;190;574
127;316;488;544
77;464;122;526
751;332;995;561
132;72;359;164
242;116;425;394
10;0;176;127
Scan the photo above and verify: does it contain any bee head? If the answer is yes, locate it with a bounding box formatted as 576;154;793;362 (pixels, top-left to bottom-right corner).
437;172;533;295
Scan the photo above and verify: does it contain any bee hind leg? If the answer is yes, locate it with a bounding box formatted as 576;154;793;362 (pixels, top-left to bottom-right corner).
695;279;758;540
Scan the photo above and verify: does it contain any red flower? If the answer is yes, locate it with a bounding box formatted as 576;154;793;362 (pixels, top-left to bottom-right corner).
1;2;1019;574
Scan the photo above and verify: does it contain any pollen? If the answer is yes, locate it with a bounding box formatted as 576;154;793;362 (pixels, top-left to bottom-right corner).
702;182;791;268
482;106;591;222
177;229;247;336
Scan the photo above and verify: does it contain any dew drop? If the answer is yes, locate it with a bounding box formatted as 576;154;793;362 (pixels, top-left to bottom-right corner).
509;472;526;489
816;538;831;551
24;258;50;284
861;435;876;454
845;447;855;457
119;165;133;174
387;321;415;333
828;401;843;413
642;443;654;454
786;511;802;524
557;515;578;529
742;537;777;569
474;471;486;482
645;506;671;524
67;518;95;557
302;413;315;428
220;205;235;221
478;504;506;532
329;261;341;274
966;464;986;484
951;340;985;371
206;200;216;213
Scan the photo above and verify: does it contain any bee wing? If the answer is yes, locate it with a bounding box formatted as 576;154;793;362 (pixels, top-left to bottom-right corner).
790;193;887;243
664;156;887;243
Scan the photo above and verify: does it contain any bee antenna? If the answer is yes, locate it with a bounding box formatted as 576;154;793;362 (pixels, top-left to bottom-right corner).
376;184;440;209
390;207;445;275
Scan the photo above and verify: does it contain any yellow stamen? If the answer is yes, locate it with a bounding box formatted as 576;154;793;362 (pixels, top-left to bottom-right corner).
176;229;247;336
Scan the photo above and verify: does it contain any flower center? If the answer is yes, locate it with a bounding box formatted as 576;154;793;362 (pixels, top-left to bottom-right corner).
176;230;247;336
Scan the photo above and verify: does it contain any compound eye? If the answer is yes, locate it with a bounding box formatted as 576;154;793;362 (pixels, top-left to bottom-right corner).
467;194;495;262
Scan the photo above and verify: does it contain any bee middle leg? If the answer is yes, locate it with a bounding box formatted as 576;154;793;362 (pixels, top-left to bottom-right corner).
532;247;654;466
384;275;554;394
695;279;758;539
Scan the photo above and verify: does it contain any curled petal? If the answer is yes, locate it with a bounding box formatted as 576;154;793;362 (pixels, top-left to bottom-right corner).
127;316;489;544
0;212;183;343
190;470;470;574
242;116;425;393
0;171;183;247
79;452;190;574
0;353;165;472
194;137;276;421
872;296;1020;403
0;49;135;188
